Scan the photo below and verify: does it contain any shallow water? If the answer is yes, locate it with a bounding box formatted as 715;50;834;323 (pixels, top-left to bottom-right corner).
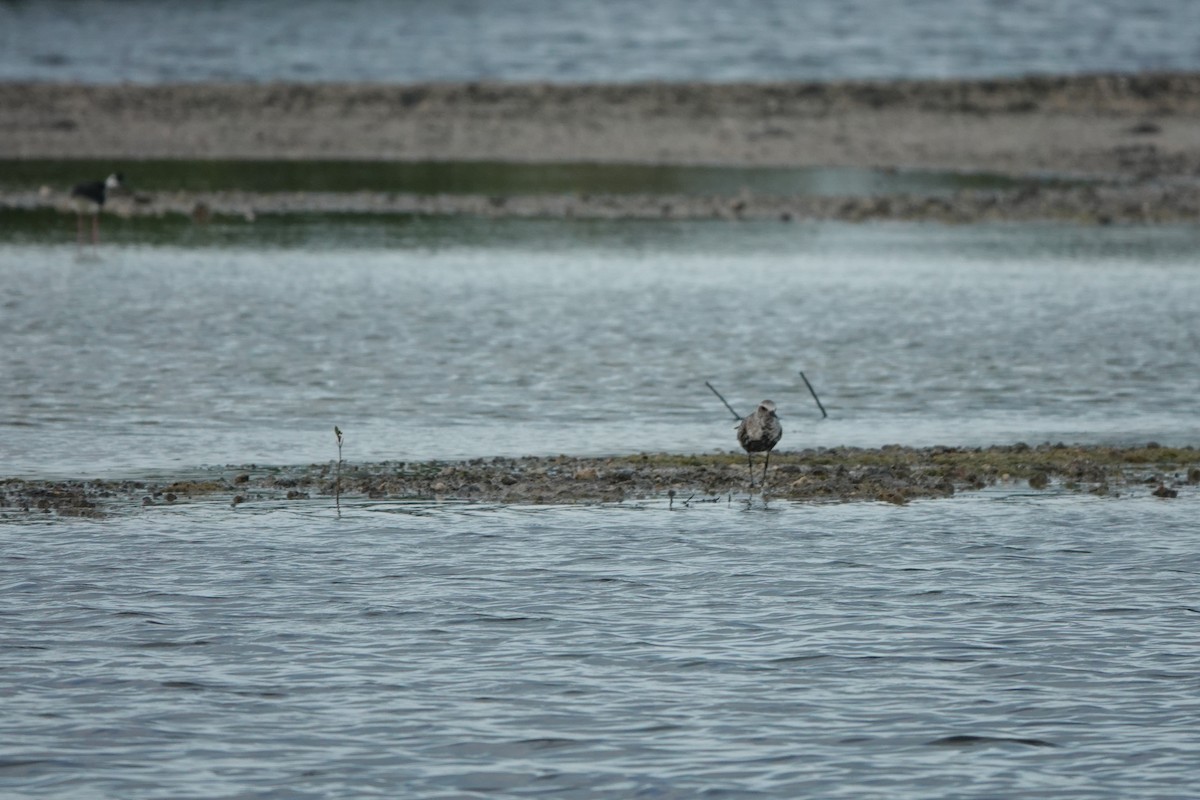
0;159;1040;199
4;218;1199;798
2;219;1199;477
2;0;1197;83
3;493;1199;797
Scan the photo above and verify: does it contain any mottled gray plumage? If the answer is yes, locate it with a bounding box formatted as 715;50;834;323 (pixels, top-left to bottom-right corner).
737;400;782;487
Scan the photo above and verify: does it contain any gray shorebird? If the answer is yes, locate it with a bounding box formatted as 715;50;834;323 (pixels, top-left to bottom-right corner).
71;173;123;246
737;400;782;488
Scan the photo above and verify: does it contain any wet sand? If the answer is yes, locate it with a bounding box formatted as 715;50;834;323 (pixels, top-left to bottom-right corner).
5;74;1200;173
4;444;1197;518
4;73;1200;222
10;182;1200;224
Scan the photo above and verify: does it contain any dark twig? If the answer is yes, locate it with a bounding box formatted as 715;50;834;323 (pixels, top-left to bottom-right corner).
799;371;828;418
705;381;743;421
334;425;344;516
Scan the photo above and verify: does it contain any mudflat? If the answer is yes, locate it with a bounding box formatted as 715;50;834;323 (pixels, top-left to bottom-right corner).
4;74;1200;174
4;445;1198;517
4;74;1200;222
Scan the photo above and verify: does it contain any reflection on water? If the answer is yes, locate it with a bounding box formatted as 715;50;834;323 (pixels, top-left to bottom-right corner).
3;494;1199;797
1;219;1199;476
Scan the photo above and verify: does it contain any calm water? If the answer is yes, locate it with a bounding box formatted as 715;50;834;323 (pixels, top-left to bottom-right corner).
3;494;1200;797
0;159;1039;199
2;219;1199;477
4;219;1200;798
1;0;1198;83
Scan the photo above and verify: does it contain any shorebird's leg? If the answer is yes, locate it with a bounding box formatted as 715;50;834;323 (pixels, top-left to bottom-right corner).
762;450;771;488
747;452;755;488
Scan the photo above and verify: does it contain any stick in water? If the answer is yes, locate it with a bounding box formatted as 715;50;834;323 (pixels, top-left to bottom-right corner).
705;381;743;421
334;425;344;515
799;371;828;418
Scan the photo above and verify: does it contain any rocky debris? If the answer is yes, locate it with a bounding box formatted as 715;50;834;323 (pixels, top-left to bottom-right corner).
0;480;101;517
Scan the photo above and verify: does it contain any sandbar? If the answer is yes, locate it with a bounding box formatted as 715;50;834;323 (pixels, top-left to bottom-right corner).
4;444;1197;518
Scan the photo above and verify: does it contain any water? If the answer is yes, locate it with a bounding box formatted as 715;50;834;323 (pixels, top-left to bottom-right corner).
0;159;1041;199
4;219;1199;797
2;0;1198;84
3;219;1199;477
4;494;1200;797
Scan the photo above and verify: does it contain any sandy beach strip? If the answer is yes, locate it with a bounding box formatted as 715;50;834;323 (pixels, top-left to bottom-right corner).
4;73;1200;174
4;444;1197;518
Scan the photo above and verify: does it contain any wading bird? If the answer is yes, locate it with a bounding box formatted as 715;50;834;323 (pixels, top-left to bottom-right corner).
71;173;123;246
737;400;782;488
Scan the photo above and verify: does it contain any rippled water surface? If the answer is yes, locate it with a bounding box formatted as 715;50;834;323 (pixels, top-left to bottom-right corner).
3;220;1199;476
2;0;1197;83
4;219;1199;797
4;494;1200;797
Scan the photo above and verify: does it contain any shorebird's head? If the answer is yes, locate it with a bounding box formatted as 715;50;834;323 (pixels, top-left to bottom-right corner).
105;173;124;190
758;400;777;416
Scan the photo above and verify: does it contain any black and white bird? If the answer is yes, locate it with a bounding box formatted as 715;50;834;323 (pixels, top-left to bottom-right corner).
736;400;782;488
71;173;123;245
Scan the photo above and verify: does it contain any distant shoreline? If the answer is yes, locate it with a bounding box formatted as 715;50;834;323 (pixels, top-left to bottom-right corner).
6;184;1200;225
3;73;1200;173
4;73;1200;223
4;444;1197;518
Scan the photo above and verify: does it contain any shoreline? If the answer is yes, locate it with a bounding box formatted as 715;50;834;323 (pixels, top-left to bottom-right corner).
7;182;1200;225
4;74;1200;176
4;444;1197;518
5;73;1200;223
